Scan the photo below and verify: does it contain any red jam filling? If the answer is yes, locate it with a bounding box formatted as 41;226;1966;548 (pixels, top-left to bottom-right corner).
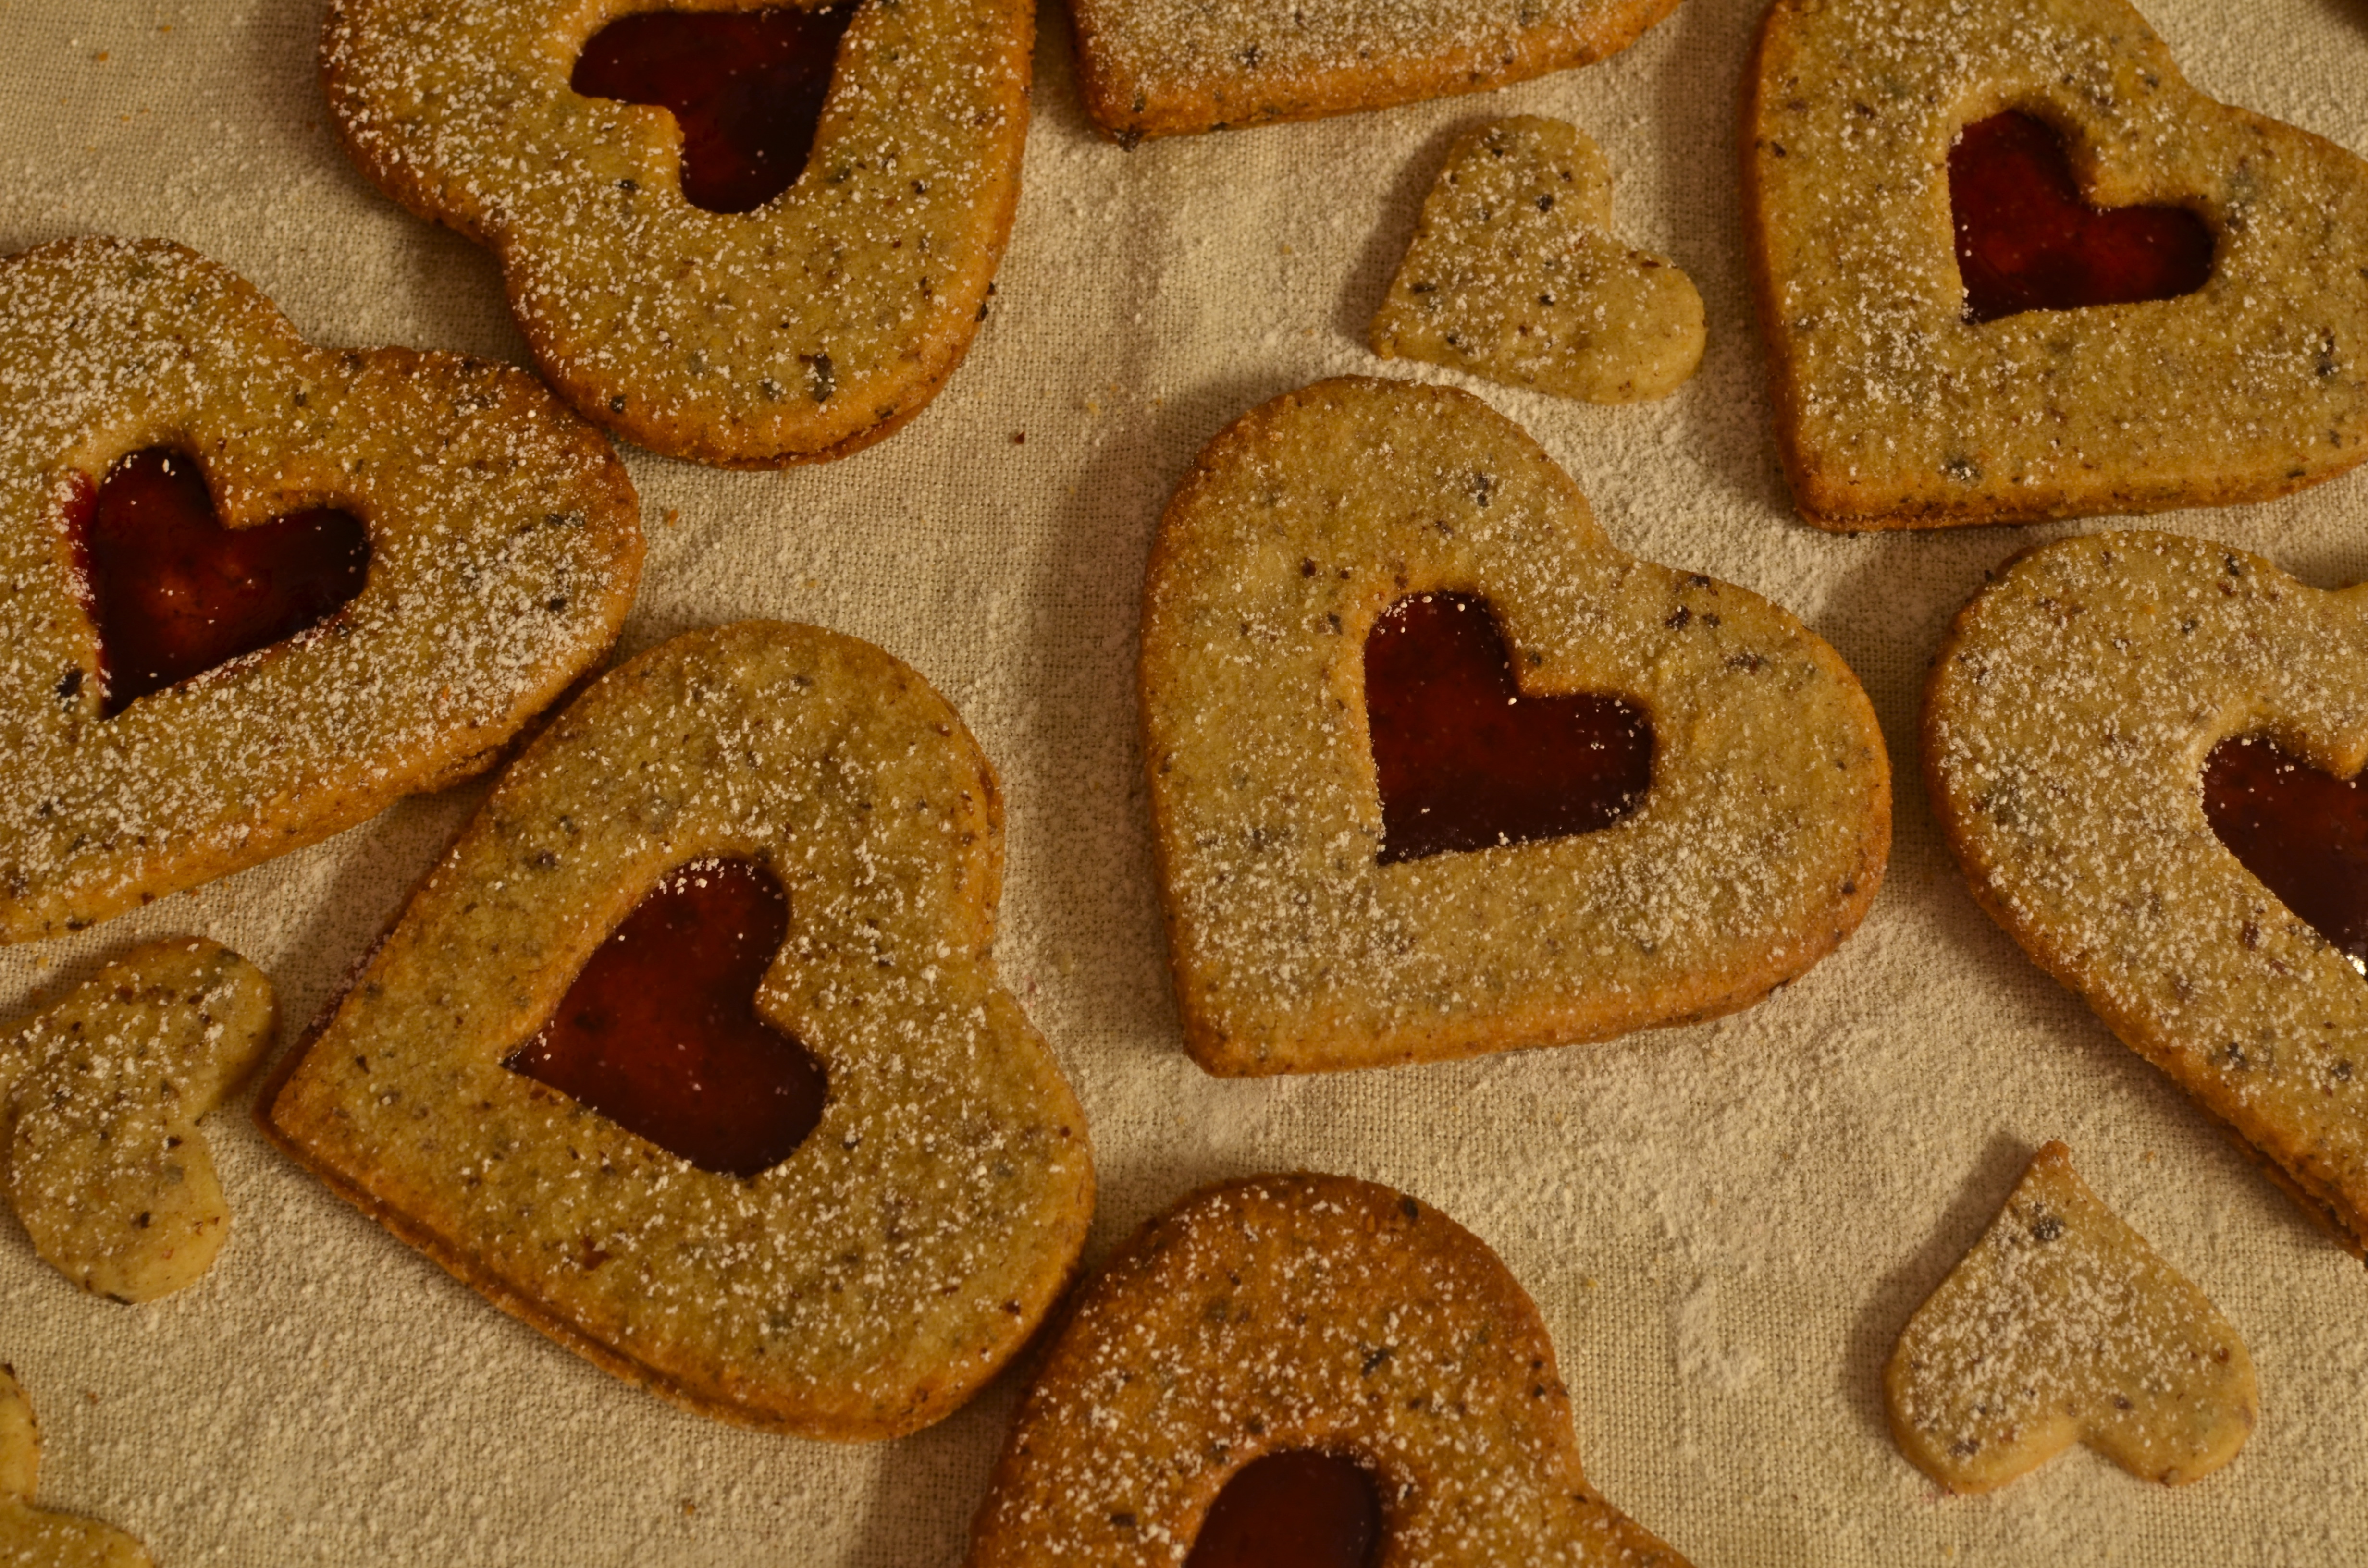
1184;1450;1384;1568
572;6;856;214
506;858;829;1176
65;447;368;718
1950;111;2215;324
2203;737;2368;974
1365;593;1652;865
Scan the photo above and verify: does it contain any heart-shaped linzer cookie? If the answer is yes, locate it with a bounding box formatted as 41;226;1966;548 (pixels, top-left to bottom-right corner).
570;7;856;216
1746;0;2368;530
0;238;643;946
259;622;1094;1439
1925;531;2368;1252
0;1367;153;1566
1887;1142;2257;1494
1371;116;1705;404
73;448;369;716
1140;377;1890;1075
966;1173;1693;1568
324;0;1031;466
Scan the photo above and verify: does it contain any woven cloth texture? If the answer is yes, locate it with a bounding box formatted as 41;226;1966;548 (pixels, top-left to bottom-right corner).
3;0;2366;1562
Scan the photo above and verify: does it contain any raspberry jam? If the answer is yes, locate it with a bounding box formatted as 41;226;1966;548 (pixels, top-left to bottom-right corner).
506;858;829;1176
1949;111;2215;324
572;6;856;214
1365;593;1653;865
2203;737;2368;974
65;447;369;718
1184;1450;1384;1568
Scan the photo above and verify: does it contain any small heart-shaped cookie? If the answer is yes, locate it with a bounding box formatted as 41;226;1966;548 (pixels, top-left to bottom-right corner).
1373;117;1705;404
1746;0;2368;529
259;622;1094;1438
1068;0;1682;142
1140;377;1889;1073
1887;1142;2257;1494
0;1366;152;1567
0;237;643;945
323;0;1032;466
965;1173;1691;1567
1;938;275;1302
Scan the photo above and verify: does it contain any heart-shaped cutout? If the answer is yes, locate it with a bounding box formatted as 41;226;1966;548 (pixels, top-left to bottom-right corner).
1141;377;1889;1074
260;621;1093;1438
1184;1449;1382;1568
1367;592;1651;865
1925;531;2368;1252
0;1367;154;1564
1747;0;2368;529
572;6;855;215
505;857;828;1177
1887;1141;2257;1493
2203;737;2368;974
967;1174;1692;1567
69;447;369;718
1950;111;2214;324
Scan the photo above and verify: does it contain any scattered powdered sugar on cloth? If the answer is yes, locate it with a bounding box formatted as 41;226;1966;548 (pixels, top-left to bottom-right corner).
2;0;2367;1563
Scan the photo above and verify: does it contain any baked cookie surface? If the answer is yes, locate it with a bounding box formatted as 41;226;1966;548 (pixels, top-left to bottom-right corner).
323;0;1033;466
0;237;643;945
966;1172;1690;1567
1070;0;1683;142
1140;377;1889;1074
1372;117;1704;404
1887;1141;2256;1494
1;938;275;1303
1746;0;2368;530
0;1366;152;1568
1925;531;2368;1252
259;621;1094;1440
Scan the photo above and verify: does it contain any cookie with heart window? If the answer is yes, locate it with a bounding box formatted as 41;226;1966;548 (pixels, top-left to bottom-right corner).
1139;376;1889;1075
321;0;1032;466
258;620;1095;1439
1887;1141;2256;1494
1068;0;1681;144
965;1172;1692;1568
0;1365;153;1567
1745;0;2368;530
1925;531;2368;1255
0;237;642;946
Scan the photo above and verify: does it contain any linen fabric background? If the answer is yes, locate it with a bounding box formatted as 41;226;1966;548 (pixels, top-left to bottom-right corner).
3;0;2366;1562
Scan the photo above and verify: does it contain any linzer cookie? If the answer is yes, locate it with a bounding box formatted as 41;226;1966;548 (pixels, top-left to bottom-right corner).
0;1366;152;1567
259;622;1095;1439
322;0;1032;466
1069;0;1683;143
965;1173;1691;1567
1140;377;1889;1074
1925;531;2368;1253
1372;117;1705;404
1;939;275;1302
1887;1142;2256;1494
0;237;642;944
1746;0;2368;530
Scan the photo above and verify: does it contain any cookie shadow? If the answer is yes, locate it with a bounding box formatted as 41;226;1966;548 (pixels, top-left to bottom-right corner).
1329;115;1490;350
1840;1130;2034;1450
839;1376;1019;1568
